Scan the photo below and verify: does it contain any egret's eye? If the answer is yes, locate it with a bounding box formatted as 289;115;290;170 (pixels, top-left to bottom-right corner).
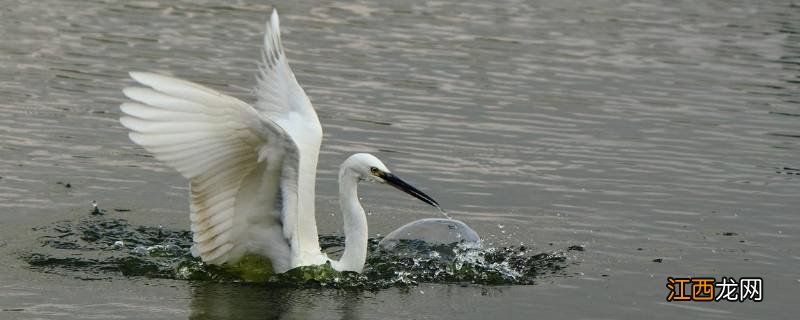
370;167;380;175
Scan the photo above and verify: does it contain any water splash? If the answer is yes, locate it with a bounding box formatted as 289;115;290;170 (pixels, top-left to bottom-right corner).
437;207;452;220
23;215;575;288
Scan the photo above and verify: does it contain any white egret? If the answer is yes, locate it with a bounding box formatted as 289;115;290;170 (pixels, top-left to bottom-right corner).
119;10;441;273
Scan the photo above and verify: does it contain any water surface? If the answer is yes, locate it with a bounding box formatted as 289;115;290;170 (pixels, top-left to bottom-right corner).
1;0;798;319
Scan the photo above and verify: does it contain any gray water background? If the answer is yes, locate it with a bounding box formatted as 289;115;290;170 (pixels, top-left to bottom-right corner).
1;0;798;319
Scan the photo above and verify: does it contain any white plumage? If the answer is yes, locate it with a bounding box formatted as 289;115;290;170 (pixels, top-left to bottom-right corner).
120;10;440;274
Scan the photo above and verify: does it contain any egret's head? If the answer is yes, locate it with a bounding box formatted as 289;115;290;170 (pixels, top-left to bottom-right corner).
342;153;439;208
343;153;390;180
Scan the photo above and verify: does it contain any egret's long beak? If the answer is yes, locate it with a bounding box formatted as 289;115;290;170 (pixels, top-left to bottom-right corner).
381;172;440;208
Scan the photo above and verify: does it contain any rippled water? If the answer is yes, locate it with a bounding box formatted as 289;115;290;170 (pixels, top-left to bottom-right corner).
1;0;798;319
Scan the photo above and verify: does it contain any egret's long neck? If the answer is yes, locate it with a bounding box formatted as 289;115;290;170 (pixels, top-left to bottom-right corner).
333;169;368;272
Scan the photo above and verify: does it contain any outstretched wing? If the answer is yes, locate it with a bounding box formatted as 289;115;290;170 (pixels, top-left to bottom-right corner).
255;10;324;267
119;10;324;272
120;72;298;270
255;10;317;121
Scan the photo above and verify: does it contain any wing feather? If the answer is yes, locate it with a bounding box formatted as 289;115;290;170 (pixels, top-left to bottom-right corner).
120;9;325;272
120;103;214;122
256;9;325;268
120;71;294;266
255;10;316;120
122;87;223;114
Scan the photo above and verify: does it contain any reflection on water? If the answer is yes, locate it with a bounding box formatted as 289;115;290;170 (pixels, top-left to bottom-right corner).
190;284;296;320
1;0;799;318
189;284;363;320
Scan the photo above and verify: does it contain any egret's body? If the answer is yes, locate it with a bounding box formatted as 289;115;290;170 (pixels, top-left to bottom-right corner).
120;10;439;273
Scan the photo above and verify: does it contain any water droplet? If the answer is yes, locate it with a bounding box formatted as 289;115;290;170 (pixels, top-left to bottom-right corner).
437;207;451;219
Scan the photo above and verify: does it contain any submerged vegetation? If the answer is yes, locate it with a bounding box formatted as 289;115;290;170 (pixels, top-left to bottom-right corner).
23;215;575;289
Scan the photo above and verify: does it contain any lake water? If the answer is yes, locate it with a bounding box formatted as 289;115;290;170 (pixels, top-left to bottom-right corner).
1;0;798;319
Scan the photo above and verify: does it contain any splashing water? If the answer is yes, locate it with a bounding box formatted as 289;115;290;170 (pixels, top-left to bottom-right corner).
23;215;575;288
